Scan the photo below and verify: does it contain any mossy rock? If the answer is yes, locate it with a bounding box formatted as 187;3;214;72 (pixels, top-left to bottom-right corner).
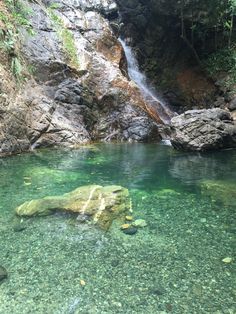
200;180;236;207
15;185;130;230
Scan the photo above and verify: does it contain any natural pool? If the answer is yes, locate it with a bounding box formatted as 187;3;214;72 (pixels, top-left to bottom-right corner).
0;143;235;314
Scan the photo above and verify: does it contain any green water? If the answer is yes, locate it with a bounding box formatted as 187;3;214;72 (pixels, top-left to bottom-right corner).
0;143;235;314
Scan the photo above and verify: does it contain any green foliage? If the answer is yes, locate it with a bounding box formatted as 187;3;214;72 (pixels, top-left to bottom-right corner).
204;47;236;86
11;56;23;80
4;0;33;33
179;0;236;52
205;48;236;74
49;2;61;10
48;9;79;67
0;28;15;53
0;0;34;81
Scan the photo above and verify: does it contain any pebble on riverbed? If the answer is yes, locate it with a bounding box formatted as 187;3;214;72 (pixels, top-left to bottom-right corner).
13;224;27;232
125;215;133;221
222;257;233;264
122;226;138;235
120;224;131;230
0;266;8;282
132;219;147;228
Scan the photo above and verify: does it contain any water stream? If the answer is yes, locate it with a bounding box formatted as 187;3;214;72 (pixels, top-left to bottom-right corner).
119;38;174;124
0;143;235;313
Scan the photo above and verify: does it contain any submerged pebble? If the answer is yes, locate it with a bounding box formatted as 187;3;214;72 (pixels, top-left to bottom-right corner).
122;227;138;235
222;257;233;264
125;215;133;221
13;224;26;232
0;266;8;282
76;214;90;224
120;224;131;230
132;219;147;228
80;280;86;286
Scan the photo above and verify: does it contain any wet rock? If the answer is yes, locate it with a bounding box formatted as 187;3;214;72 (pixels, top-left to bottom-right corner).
0;266;8;282
15;185;130;230
171;109;236;151
214;97;226;108
228;98;236;111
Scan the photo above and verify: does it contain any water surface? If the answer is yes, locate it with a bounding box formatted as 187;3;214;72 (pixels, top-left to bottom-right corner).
0;143;235;313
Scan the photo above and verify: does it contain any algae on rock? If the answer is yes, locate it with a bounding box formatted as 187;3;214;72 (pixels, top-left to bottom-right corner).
15;185;130;230
201;180;236;207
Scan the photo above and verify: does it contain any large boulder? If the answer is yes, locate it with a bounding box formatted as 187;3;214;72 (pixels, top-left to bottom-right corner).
15;185;130;230
170;109;236;151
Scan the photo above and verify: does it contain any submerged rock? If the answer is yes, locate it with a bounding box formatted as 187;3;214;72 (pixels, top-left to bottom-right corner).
132;219;147;228
222;257;233;264
200;180;236;207
122;226;138;235
13;224;27;233
171;109;236;151
0;266;8;282
15;185;130;230
120;224;131;230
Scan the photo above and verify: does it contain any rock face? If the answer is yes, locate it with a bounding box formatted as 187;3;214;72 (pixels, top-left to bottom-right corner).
0;0;161;156
171;109;236;151
15;185;130;230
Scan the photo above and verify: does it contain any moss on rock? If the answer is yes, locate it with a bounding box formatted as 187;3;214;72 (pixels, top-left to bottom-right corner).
15;185;130;230
201;180;236;207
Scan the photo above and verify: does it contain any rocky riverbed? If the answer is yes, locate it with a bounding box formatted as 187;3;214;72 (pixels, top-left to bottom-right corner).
0;143;235;313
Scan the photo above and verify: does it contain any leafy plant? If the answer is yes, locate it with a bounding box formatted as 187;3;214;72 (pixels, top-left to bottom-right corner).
0;0;35;81
11;56;23;81
204;46;236;87
49;2;61;10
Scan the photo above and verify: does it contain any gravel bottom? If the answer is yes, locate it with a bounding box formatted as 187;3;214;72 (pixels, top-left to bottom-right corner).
0;191;235;314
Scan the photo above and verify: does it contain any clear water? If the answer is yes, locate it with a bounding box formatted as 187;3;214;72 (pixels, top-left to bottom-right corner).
0;143;235;314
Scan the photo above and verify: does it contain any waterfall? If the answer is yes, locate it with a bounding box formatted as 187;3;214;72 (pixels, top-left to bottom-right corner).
119;38;174;124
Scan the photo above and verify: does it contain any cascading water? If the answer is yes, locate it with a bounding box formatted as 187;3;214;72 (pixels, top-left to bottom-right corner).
119;38;174;124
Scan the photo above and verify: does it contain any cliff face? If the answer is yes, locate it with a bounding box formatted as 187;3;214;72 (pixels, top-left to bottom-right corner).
0;0;161;156
2;0;235;155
